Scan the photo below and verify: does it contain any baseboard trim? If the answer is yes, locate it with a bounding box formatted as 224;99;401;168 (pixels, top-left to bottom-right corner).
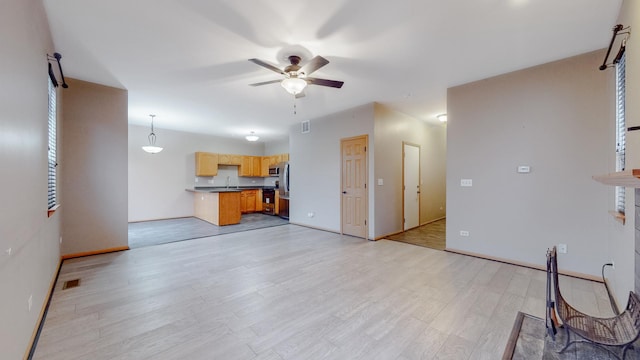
420;216;446;227
61;246;129;260
288;222;341;235
24;258;63;360
374;231;402;241
444;248;603;283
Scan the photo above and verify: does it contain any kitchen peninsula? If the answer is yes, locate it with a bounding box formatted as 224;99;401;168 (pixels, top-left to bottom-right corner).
188;188;241;226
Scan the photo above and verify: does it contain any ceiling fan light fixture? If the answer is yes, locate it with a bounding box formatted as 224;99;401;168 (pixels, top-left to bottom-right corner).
281;77;307;95
142;114;163;154
245;131;259;142
437;114;448;123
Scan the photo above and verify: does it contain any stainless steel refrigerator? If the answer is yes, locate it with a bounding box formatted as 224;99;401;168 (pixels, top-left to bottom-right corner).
277;162;289;219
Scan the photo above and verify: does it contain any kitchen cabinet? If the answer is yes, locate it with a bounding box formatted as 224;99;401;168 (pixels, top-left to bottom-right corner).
239;156;252;177
195;152;288;177
218;153;243;165
252;157;262;176
239;156;262;177
267;153;289;166
195;152;218;176
193;191;240;225
240;189;261;213
260;157;270;177
275;191;280;215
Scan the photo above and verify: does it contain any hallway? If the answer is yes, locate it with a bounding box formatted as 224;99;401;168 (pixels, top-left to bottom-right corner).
386;218;446;250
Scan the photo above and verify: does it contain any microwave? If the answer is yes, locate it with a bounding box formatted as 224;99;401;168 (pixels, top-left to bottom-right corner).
268;165;280;176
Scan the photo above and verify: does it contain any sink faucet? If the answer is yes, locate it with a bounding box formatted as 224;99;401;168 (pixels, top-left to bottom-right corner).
226;176;230;189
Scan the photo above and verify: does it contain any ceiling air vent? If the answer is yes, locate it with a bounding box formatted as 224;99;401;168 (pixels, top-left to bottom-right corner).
301;120;310;134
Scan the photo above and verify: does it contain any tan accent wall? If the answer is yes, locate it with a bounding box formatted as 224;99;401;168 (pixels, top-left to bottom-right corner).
0;0;62;358
606;0;640;305
373;104;447;237
61;78;128;255
447;50;614;277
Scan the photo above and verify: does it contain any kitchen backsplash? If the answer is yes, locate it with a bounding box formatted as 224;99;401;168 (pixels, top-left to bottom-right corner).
194;165;277;187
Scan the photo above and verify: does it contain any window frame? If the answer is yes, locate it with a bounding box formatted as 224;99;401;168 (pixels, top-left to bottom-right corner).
614;52;626;216
47;77;59;216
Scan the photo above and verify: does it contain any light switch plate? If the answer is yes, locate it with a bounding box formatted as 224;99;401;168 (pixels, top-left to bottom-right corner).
377;178;384;186
517;165;531;173
461;179;472;187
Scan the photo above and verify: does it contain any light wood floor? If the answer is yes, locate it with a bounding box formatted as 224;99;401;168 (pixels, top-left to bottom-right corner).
33;225;614;360
387;219;446;250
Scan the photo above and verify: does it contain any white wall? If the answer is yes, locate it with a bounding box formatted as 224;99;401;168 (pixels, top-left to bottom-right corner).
0;0;61;358
129;125;286;222
265;138;289;155
447;50;613;278
289;104;375;236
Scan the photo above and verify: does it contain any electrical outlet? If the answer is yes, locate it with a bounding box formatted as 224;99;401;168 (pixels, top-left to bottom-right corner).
195;178;199;183
208;179;214;184
308;212;315;218
59;236;62;244
5;248;11;256
460;179;473;187
460;230;469;237
28;294;33;312
558;243;567;254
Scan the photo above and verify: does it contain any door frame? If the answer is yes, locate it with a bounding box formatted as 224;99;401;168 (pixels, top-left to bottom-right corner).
402;141;421;231
340;134;369;240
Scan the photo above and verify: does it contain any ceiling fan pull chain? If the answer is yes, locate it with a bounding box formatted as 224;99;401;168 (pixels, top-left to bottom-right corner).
293;95;297;115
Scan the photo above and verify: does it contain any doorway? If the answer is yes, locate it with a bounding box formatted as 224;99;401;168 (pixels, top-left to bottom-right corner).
403;142;420;230
341;135;368;239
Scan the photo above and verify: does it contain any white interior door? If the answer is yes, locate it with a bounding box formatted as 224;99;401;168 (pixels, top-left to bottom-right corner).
403;143;420;230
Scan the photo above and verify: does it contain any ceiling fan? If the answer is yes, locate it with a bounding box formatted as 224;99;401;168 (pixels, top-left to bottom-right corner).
248;55;344;98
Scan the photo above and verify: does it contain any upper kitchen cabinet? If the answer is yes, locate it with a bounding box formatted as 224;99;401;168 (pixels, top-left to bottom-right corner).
260;157;269;177
239;156;262;177
218;153;243;165
195;152;219;176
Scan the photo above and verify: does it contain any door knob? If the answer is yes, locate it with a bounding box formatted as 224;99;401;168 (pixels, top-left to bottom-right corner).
342;191;347;194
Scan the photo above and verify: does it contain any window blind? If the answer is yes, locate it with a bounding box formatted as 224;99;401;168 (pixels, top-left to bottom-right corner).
48;79;57;210
615;53;626;214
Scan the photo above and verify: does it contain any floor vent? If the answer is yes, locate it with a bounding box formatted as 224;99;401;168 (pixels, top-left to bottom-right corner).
62;279;80;290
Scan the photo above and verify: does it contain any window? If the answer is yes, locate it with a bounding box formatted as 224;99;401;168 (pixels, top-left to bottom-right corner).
48;78;57;211
615;52;626;214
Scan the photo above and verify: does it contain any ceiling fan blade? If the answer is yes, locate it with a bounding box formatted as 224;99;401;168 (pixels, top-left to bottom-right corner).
306;77;344;88
249;79;282;87
248;58;285;75
300;56;329;76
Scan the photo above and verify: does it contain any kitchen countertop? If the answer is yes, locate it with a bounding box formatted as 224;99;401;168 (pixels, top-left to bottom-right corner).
187;186;276;193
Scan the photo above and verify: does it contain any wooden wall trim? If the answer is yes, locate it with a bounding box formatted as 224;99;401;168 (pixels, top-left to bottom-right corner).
61;246;129;260
445;248;603;283
24;259;62;360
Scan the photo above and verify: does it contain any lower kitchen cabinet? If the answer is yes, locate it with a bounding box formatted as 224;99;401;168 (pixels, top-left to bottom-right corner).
240;189;261;213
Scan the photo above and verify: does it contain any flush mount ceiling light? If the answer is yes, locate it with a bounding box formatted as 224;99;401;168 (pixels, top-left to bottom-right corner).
245;131;259;142
280;76;308;95
437;114;448;123
142;114;163;154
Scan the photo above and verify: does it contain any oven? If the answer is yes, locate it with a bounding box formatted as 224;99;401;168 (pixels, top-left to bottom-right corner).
262;189;275;215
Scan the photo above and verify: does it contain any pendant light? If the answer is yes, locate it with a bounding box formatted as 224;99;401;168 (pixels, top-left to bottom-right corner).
142;114;163;154
245;131;259;142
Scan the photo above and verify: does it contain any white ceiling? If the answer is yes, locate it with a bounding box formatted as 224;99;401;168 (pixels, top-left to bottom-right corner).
42;0;622;142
